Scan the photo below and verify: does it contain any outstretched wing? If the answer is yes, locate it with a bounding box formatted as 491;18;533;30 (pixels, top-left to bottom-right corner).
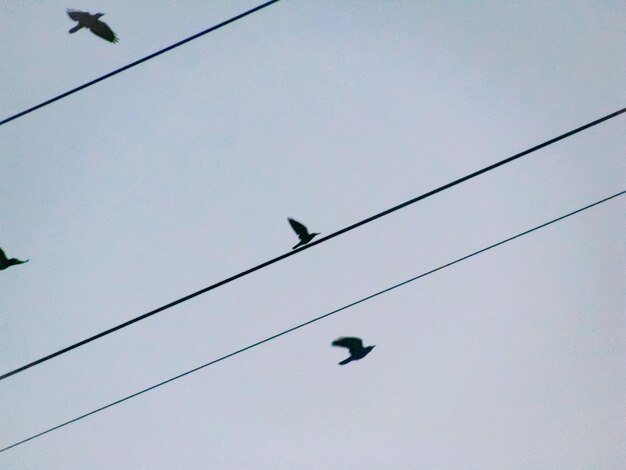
66;9;91;22
0;247;7;263
288;218;310;238
91;19;118;43
332;337;363;354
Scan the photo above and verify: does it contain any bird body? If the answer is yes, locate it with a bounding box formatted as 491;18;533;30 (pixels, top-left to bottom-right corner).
66;9;118;43
332;337;375;365
0;247;28;271
288;218;320;250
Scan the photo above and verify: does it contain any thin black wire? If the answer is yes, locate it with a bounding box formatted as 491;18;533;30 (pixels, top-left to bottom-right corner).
1;108;624;381
0;0;282;127
1;190;623;454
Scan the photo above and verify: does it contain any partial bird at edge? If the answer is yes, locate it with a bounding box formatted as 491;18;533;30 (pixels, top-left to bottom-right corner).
332;337;375;365
288;218;320;250
0;247;28;271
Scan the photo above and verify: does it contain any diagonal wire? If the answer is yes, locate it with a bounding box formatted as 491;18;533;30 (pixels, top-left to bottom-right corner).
1;107;624;381
1;189;623;454
0;0;282;127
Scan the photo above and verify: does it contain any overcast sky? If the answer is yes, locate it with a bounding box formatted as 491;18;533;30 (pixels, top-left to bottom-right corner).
1;1;625;468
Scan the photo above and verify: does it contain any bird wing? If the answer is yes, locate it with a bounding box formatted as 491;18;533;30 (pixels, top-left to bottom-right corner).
288;218;310;238
0;247;7;263
66;9;91;21
332;337;363;353
91;20;118;43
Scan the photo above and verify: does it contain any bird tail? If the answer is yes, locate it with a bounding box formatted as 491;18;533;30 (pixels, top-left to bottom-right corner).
68;25;83;34
338;357;353;366
292;241;304;250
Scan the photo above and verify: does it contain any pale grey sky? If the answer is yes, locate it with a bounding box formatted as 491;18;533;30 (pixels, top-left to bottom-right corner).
1;1;625;468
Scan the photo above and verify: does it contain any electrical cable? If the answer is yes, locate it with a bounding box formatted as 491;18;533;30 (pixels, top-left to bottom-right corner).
1;189;623;453
0;0;282;127
1;107;624;381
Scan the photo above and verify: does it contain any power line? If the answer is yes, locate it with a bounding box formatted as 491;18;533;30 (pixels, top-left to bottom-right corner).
1;108;624;381
1;189;623;454
0;0;282;127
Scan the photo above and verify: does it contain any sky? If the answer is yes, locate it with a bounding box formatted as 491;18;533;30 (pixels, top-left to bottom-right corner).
1;0;625;468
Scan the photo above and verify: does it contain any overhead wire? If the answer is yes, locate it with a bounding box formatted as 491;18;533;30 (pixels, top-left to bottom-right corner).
1;189;623;454
1;107;624;381
0;0;282;127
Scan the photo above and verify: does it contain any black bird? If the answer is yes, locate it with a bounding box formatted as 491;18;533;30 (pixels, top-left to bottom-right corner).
288;218;320;250
66;9;118;43
332;337;375;365
0;247;28;271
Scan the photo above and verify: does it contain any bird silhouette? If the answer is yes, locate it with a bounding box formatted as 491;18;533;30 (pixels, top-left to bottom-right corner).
66;9;118;43
332;337;375;365
0;247;28;271
288;218;320;250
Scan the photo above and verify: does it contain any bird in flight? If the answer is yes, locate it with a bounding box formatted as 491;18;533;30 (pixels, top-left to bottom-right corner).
66;9;118;43
0;247;28;271
288;218;320;250
332;337;375;365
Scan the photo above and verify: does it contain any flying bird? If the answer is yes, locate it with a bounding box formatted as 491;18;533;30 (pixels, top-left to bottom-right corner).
0;247;28;271
66;9;118;43
332;337;375;365
288;218;320;250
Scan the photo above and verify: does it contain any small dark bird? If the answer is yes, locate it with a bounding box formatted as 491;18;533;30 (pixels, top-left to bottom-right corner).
66;9;118;43
332;337;375;365
288;218;320;250
0;247;28;271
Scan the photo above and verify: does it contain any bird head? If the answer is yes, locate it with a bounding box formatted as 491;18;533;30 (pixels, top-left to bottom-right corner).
95;13;105;18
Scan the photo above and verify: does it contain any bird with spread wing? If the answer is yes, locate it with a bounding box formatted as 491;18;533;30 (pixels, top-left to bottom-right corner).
66;9;118;43
332;337;375;365
288;218;320;250
0;247;28;271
